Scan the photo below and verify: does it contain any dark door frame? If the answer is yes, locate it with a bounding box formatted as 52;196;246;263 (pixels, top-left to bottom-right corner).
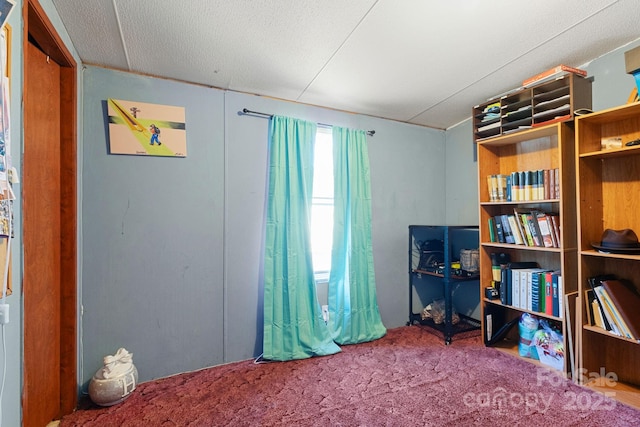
23;0;78;418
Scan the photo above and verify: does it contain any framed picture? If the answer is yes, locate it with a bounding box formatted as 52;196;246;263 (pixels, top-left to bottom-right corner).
0;0;15;30
106;98;187;157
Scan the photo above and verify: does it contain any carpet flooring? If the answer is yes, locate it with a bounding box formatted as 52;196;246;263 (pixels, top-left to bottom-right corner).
60;326;640;426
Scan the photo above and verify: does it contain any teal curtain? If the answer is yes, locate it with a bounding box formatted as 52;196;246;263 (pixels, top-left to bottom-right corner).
328;126;386;344
262;115;341;361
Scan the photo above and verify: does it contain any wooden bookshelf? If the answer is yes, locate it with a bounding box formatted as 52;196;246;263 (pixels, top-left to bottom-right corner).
477;122;578;374
576;102;640;407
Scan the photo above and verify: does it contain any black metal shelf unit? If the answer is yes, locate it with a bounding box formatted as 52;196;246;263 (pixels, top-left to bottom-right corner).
408;225;481;344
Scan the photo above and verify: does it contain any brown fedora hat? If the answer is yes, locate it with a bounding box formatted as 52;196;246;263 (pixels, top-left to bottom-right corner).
592;228;640;254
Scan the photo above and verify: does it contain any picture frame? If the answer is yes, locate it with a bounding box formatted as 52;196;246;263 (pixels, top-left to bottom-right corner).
0;0;15;30
106;98;187;157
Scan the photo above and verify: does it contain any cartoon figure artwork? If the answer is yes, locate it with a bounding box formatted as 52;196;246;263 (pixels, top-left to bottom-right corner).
149;124;162;146
107;99;187;157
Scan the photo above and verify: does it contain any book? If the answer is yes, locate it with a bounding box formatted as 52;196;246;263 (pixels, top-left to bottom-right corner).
487;217;497;242
521;269;532;310
584;289;596;326
544;272;554;316
598;286;632;338
554;168;560;199
592;299;605;328
501;262;538;306
536;212;554;248
487;175;495;202
537;169;545;200
511;172;520;202
548;214;561;246
500;266;509;305
531;271;541;312
512;269;521;308
588;275;617;333
546;215;559;248
558;275;563;318
543;169;550;199
515;211;535;247
490;175;499;201
518;171;526;201
494;216;505;243
525;211;543;246
499;214;515;244
601;279;640;340
528;269;548;312
496;174;506;201
524;170;533;201
594;286;623;337
552;273;560;317
522;64;587;87
507;214;524;245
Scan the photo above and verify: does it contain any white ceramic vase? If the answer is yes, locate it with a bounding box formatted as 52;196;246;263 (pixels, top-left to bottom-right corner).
88;348;138;406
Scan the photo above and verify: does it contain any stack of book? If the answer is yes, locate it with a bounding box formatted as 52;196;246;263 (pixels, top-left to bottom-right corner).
587;275;640;341
486;169;559;202
496;261;563;318
488;209;561;248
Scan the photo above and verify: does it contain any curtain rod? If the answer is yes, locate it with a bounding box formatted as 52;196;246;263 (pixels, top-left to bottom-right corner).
241;108;375;136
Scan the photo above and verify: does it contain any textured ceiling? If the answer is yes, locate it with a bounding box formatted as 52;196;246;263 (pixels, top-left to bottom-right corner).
51;0;640;130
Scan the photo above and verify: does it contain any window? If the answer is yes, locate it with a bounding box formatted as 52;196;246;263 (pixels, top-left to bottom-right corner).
311;128;333;282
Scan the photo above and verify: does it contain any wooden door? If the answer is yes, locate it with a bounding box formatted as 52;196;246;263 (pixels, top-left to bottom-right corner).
22;40;62;427
22;1;78;425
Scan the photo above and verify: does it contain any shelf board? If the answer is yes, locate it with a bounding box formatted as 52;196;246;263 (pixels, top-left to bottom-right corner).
579;144;640;159
580;249;640;261
480;199;559;206
476;122;562;146
491;340;565;373
575;101;640;124
583;379;640;410
484;298;564;322
481;242;563;252
413;269;480;281
583;324;640;344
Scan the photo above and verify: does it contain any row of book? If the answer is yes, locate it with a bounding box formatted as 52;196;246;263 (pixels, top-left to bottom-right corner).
586;275;640;341
487;169;560;202
494;262;563;318
488;209;561;248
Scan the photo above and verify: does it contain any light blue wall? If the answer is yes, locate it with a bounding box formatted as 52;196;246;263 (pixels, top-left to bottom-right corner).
81;67;226;385
586;38;640;111
79;71;446;386
445;119;478;226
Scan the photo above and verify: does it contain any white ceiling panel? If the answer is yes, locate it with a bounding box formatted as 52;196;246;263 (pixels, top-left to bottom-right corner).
51;0;640;130
113;0;377;97
49;0;128;68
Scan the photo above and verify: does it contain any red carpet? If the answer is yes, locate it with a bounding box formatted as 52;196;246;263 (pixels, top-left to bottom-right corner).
61;326;640;426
